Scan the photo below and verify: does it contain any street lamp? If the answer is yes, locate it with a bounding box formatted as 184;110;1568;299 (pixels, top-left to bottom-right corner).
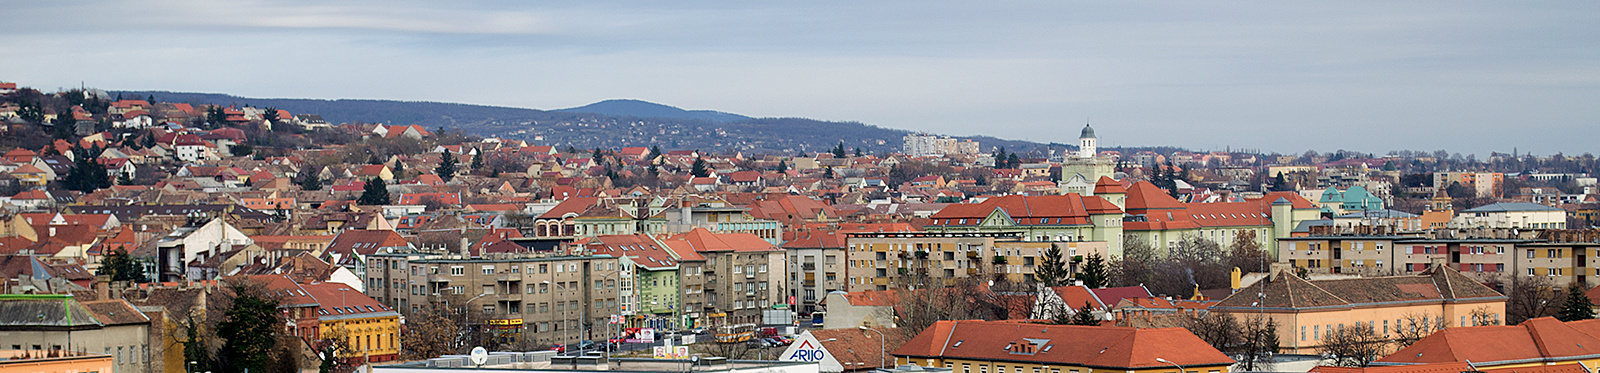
1155;358;1184;373
860;326;886;368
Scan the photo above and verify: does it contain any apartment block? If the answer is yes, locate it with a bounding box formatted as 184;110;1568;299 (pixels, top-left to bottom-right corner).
845;232;1107;291
364;253;621;347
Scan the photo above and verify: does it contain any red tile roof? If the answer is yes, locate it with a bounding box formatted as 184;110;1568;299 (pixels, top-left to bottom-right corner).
670;228;779;253
892;320;1233;369
927;194;1122;227
1379;318;1600;366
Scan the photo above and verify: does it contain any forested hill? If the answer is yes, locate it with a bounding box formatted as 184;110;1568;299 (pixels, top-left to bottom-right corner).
557;99;751;123
112;90;1049;155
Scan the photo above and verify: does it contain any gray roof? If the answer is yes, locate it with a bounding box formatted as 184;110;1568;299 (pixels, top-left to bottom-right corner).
1462;202;1564;213
1079;123;1095;139
1335;209;1420;219
0;297;102;328
1291;219;1334;233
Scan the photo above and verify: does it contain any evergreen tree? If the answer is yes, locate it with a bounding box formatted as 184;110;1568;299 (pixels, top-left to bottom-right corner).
994;147;1008;168
261;106;279;125
1271;173;1290;192
823;167;834;179
691;157;710;177
367;153;382;165
1558;284;1596;321
392;161;405;179
776;161;788;173
1006;153;1021;169
436;153;458;182
833;143;846;158
472;147;484;172
141;134;156;149
97;248;148;282
62;147;110;193
648;145;662;160
854;147;863;157
1035;245;1071;287
217;283;280;373
1076;253;1109;288
300;172;323;191
116;171;134;186
1070;302;1099;325
147;94;156;104
358;177;390;205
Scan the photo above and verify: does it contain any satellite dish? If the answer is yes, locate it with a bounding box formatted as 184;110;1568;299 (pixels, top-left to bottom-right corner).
470;346;488;366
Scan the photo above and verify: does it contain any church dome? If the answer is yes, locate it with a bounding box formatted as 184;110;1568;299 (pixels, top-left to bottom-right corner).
1079;123;1096;139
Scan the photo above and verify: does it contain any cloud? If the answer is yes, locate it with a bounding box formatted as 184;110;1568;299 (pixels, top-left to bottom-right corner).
1;1;1597;155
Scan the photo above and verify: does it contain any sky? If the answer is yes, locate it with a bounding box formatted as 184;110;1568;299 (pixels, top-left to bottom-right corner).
3;1;1598;156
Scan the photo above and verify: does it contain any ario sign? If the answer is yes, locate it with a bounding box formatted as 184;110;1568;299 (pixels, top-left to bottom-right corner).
779;331;843;372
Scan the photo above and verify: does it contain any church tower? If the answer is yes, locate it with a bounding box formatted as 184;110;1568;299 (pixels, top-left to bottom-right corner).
1079;123;1097;158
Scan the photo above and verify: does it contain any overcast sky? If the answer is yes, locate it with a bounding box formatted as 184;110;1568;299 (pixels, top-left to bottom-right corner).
3;1;1597;156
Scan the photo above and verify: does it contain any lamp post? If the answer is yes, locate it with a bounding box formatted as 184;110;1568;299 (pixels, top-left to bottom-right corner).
860;326;886;368
1156;358;1184;373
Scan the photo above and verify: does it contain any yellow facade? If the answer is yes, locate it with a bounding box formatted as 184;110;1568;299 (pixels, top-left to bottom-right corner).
319;314;401;360
1247;299;1504;354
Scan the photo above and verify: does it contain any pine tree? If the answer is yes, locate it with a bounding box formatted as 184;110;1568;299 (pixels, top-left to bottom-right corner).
472;147;484;172
1006;153;1021;169
436;153;458;182
691;157;709;177
97;248;148;282
1035;245;1070;287
300;172;323;191
62;147;110;193
116;172;134;186
833;143;846;158
1070;302;1099;325
648;145;662;160
1076;253;1109;288
776;161;788;173
823;167;835;179
1558;284;1596;321
217;283;280;373
392;160;405;179
994;147;1008;168
854;147;863;157
358;177;389;205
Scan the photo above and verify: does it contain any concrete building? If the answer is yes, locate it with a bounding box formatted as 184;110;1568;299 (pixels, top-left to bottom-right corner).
844;231;1107;292
363;252;622;348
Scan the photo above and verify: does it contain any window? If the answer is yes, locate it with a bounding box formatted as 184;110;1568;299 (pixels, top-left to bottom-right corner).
450;266;464;276
483;265;495;275
1529;268;1536;276
733;266;742;274
1528;250;1536;258
759;264;768;273
557;264;564;273
540;283;549;293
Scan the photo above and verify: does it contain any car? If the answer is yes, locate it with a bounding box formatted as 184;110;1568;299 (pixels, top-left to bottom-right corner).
551;344;567;353
578;340;599;350
689;328;708;334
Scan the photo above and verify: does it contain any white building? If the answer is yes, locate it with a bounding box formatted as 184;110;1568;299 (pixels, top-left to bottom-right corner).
902;133;978;157
1451;202;1567;229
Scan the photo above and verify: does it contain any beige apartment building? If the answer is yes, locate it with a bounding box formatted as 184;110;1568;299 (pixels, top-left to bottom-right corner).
1279;234;1600;291
364;252;621;347
845;232;1107;291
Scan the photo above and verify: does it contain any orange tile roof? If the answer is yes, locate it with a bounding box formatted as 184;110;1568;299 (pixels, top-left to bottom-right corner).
670;228;779;253
892;320;1233;369
1379;318;1600;366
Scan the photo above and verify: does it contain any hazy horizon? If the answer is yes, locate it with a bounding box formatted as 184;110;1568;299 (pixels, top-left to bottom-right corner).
3;1;1597;157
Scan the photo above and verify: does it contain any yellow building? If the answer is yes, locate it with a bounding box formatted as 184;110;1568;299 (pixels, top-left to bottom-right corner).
305;282;402;364
1211;265;1505;354
892;320;1234;373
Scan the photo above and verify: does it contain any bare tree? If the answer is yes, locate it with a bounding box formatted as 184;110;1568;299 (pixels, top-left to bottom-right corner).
401;294;488;359
694;341;758;360
893;275;989;341
1392;311;1449;349
1320;322;1386;367
1505;275;1560;325
1181;312;1278;371
1469;306;1501;326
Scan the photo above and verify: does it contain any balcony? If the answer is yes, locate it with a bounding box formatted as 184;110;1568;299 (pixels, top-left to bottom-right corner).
802;263;816;271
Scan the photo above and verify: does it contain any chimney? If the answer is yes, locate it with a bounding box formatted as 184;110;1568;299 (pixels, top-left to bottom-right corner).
1269;262;1293;282
1230;267;1242;291
94;274;110;300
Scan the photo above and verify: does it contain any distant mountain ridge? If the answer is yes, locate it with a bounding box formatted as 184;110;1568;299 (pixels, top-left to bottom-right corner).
110;90;1051;155
557;99;751;123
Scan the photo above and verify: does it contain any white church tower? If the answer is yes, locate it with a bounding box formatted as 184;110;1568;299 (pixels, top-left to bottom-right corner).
1078;122;1097;158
